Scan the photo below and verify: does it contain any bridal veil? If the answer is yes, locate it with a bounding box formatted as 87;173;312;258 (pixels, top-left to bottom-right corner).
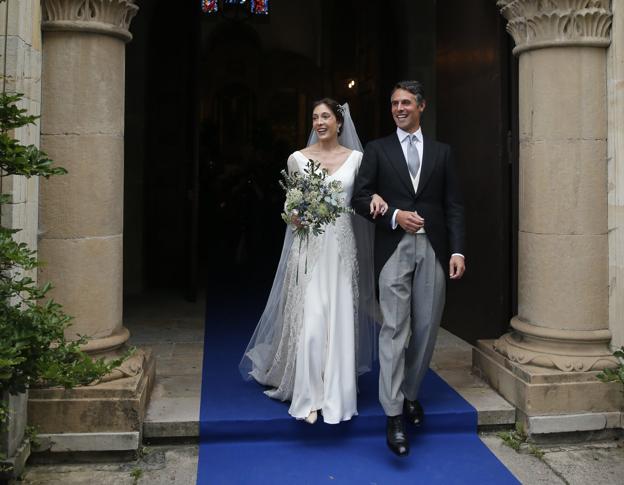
239;103;378;382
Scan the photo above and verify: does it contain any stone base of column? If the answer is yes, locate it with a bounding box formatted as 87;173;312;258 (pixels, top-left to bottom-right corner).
27;347;155;452
473;340;624;436
493;317;618;372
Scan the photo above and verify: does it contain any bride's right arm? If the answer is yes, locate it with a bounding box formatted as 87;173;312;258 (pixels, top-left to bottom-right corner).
286;154;298;175
284;154;303;229
370;194;389;219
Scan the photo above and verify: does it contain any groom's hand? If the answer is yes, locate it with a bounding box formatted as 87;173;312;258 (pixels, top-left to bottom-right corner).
396;210;424;233
449;255;466;280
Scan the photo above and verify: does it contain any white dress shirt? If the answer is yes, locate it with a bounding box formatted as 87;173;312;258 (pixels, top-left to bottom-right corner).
391;127;425;233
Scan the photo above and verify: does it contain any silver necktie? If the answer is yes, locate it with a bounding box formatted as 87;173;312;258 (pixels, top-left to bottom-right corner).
407;134;420;179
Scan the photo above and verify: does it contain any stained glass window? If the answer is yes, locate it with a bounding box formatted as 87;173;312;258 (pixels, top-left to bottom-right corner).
201;0;269;15
201;0;218;14
251;0;269;15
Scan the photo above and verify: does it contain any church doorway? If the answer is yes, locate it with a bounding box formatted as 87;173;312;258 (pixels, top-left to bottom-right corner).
123;0;517;344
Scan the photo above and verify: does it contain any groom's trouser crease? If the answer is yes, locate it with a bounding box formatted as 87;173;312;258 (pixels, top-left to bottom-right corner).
378;233;446;416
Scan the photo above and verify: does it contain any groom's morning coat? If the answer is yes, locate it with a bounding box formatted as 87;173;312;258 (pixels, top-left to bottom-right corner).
352;133;465;280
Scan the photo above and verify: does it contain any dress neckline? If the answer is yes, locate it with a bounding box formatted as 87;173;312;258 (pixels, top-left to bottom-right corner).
294;150;356;177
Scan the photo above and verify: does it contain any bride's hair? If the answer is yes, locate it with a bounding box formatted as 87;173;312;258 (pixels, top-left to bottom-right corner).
312;98;344;135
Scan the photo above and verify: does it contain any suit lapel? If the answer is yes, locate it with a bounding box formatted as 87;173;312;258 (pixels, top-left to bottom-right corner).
415;135;436;198
381;134;417;198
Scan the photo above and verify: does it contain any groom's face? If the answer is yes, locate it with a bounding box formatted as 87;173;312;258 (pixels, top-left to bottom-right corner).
391;89;425;133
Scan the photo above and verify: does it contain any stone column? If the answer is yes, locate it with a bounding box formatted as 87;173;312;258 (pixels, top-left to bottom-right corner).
28;1;155;451
493;0;616;373
474;0;623;434
38;0;138;354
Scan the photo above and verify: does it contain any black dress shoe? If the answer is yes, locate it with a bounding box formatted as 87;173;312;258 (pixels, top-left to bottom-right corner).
404;399;424;426
386;415;409;456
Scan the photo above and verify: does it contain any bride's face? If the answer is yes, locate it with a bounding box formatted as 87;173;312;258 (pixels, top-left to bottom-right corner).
312;104;340;142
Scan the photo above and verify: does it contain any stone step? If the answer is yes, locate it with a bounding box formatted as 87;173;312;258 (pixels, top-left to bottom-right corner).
142;329;516;439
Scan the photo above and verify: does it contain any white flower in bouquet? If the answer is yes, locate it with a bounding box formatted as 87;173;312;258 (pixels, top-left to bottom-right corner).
280;159;352;240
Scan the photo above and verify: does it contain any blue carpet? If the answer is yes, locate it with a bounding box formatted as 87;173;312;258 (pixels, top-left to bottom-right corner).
198;296;519;484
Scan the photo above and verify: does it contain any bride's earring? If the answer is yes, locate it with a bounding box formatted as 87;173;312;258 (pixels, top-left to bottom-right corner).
305;410;318;424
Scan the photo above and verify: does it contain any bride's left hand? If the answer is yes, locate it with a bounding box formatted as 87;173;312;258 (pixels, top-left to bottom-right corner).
370;194;388;219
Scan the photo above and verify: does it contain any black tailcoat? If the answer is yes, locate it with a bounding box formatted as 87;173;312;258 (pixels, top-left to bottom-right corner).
352;133;465;279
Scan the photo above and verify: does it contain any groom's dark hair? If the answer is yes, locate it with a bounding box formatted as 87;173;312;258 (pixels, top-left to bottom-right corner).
391;81;425;104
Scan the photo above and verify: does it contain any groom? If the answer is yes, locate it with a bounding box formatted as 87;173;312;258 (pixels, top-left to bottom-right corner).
353;81;466;456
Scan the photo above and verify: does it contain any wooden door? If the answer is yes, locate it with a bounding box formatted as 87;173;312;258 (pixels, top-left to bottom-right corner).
436;0;517;342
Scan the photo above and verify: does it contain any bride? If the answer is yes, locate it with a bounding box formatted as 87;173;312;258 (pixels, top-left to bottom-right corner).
239;98;387;424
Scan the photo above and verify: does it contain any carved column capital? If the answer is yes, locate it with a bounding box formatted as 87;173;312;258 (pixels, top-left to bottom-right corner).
41;0;139;42
497;0;613;55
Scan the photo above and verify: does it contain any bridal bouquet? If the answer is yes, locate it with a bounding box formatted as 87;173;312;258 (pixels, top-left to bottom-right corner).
280;159;351;240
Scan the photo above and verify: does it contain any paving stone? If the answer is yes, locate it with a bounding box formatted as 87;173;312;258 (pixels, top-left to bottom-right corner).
530;412;622;435
37;432;140;452
456;387;516;426
479;434;565;485
434;367;491;389
436;328;474;348
153;357;202;377
171;342;204;358
148;375;201;400
144;397;200;438
542;445;624;485
21;445;199;485
430;348;473;370
126;343;174;359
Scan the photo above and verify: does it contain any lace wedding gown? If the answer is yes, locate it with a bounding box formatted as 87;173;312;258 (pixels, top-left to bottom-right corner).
243;149;364;424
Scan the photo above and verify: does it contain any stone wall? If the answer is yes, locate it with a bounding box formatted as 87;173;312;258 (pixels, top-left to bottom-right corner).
0;0;42;269
608;0;624;349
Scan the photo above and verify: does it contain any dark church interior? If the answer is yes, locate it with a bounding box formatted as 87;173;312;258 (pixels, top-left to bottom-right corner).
123;0;518;344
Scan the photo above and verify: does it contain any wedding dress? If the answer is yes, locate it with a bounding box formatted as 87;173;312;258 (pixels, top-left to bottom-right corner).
241;149;376;423
239;105;376;424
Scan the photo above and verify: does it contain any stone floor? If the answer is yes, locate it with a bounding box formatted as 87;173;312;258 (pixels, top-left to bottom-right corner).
21;445;199;485
17;291;624;484
123;292;206;439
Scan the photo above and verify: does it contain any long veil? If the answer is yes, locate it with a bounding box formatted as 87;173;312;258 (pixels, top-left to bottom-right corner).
239;103;378;381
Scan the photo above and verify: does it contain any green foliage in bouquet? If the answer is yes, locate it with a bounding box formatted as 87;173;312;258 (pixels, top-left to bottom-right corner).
280;159;352;239
0;93;129;426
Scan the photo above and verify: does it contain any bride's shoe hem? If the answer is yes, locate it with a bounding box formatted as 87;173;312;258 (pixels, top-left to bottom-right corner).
304;410;318;424
291;409;321;424
321;411;358;425
291;409;358;425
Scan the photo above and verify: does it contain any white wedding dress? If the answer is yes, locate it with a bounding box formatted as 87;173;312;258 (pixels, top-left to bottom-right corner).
243;149;365;424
